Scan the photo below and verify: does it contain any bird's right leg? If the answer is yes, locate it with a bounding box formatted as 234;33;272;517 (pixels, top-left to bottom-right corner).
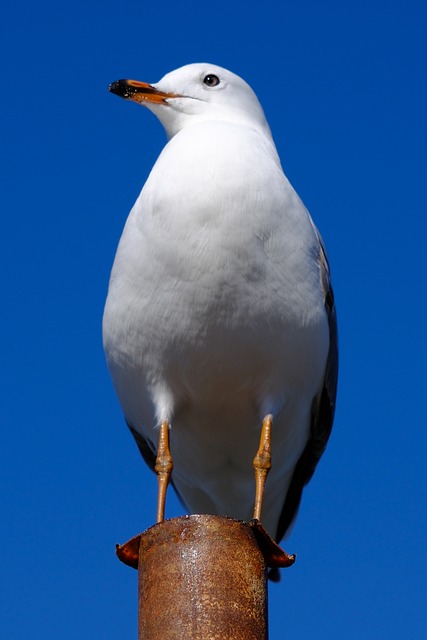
155;421;174;523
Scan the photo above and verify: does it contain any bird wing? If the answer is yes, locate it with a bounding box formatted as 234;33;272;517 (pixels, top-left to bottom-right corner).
275;234;338;542
127;421;157;471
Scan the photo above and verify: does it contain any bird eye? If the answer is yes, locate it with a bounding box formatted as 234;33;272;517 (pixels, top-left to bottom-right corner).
203;74;220;87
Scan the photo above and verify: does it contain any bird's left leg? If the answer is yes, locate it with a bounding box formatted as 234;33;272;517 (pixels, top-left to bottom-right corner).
155;421;174;523
253;414;272;522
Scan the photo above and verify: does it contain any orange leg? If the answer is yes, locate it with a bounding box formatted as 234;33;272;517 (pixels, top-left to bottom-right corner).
155;421;173;523
253;414;272;522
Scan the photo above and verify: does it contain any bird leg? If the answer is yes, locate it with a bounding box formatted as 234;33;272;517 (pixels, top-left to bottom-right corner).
253;414;273;522
155;421;173;523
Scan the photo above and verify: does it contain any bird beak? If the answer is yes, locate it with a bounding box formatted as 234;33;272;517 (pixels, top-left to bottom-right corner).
109;79;180;104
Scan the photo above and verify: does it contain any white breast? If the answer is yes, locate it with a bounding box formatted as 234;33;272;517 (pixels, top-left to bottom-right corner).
103;120;329;536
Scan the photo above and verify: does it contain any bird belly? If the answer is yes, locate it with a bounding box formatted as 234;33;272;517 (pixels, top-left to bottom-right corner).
104;247;328;536
102;125;330;536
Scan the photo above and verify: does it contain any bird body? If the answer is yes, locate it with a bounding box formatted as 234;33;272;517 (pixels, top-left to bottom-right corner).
103;64;337;540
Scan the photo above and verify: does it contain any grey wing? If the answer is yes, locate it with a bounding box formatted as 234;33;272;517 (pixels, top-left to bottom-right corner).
275;237;338;542
127;421;157;471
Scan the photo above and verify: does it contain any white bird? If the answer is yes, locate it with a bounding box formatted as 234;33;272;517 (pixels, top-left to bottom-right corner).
103;63;338;543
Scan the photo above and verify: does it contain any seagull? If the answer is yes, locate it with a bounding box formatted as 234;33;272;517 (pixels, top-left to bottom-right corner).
103;63;338;544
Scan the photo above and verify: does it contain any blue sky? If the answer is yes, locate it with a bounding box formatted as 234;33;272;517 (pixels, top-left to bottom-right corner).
1;0;426;638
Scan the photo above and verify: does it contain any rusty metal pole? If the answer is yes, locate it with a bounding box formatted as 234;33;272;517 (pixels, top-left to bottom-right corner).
138;515;266;640
117;514;295;640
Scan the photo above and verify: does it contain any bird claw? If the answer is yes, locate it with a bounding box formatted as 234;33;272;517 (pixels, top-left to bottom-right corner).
249;519;296;569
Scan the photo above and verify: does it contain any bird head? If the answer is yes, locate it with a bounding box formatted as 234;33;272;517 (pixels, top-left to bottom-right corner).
109;63;272;140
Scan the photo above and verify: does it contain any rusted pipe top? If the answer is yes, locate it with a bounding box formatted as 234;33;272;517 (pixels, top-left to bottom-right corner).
116;514;295;570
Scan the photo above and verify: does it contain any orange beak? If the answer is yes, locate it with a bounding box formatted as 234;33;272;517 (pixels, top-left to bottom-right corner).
109;79;180;104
